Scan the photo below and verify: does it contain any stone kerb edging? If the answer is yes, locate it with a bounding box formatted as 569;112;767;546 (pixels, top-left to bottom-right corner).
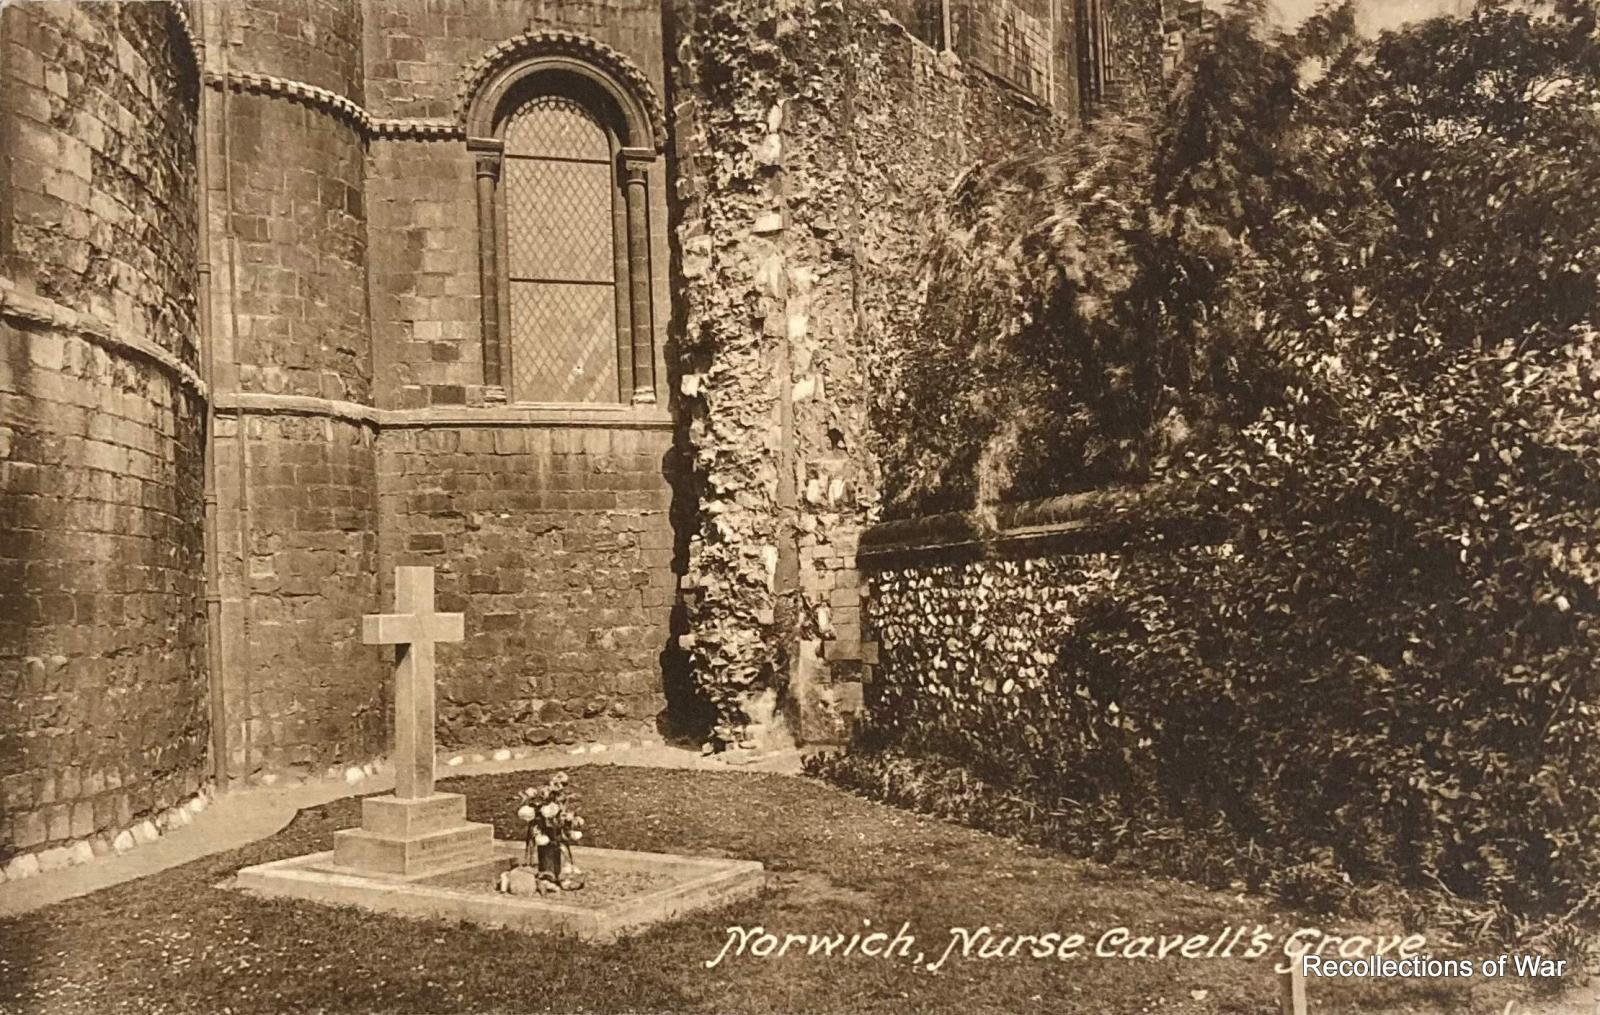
0;278;208;400
857;481;1219;568
204;71;463;141
0;787;214;886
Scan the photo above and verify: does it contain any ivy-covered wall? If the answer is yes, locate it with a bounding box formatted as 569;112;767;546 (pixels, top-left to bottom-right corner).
669;0;1073;745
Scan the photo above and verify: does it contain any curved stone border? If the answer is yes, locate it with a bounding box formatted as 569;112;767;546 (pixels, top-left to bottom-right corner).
205;71;463;141
0;787;214;885
454;29;666;147
0;278;208;399
369;116;465;140
165;1;202;86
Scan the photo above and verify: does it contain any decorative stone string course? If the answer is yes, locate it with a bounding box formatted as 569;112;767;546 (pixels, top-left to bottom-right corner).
0;280;208;399
205;71;461;141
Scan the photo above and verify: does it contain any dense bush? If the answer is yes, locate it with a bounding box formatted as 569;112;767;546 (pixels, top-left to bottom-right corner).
844;0;1600;934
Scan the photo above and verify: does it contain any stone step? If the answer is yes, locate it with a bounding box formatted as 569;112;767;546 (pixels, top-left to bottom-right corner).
358;792;469;838
331;821;494;878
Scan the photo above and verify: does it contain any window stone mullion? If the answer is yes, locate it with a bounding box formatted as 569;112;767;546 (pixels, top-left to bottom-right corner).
468;136;506;401
621;147;656;404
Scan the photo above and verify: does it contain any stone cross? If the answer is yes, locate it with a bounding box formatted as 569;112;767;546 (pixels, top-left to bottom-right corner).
363;566;463;800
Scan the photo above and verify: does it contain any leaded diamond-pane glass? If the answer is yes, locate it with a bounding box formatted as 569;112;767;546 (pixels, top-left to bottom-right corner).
504;94;611;162
504;158;614;283
508;281;617;403
502;93;619;403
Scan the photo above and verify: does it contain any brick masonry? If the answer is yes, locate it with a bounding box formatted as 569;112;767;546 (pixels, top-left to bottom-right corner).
361;0;675;752
206;0;383;780
361;0;666;122
213;410;385;778
952;0;1076;109
0;1;208;861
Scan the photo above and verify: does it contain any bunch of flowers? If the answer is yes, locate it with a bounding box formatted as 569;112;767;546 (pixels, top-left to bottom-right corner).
514;770;585;869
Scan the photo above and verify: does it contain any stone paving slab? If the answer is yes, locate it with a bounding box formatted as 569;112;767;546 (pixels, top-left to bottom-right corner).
229;841;766;943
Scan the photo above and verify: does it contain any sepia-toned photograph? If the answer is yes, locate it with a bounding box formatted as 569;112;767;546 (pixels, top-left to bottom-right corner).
0;0;1597;1011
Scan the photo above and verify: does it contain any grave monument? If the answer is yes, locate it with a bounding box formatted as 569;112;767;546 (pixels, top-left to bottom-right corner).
332;566;494;878
231;566;764;940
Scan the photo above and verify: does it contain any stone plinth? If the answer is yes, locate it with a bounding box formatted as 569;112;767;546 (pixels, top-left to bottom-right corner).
232;842;766;942
328;792;494;879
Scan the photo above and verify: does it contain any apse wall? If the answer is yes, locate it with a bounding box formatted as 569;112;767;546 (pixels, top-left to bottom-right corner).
0;1;209;864
207;0;387;779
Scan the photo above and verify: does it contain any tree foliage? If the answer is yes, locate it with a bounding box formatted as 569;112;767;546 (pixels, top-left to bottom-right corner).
860;0;1600;928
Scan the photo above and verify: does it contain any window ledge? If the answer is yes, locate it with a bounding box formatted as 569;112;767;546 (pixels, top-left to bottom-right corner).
383;403;673;429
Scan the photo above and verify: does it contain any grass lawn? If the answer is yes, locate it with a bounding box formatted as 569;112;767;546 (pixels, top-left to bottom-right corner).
0;767;1563;1013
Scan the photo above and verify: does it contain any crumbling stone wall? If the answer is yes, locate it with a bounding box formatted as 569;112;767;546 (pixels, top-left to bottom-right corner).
671;0;1069;745
1103;0;1169;109
0;1;208;861
854;499;1133;756
667;0;794;745
208;0;385;779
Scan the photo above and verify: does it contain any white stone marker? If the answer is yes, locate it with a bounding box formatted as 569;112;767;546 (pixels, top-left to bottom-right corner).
1278;963;1308;1015
331;566;492;877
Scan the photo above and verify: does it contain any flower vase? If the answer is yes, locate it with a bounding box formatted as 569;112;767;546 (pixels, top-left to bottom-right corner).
537;839;562;880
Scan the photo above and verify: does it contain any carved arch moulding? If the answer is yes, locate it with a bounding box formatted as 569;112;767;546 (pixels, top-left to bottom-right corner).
458;30;666;404
456;30;666;149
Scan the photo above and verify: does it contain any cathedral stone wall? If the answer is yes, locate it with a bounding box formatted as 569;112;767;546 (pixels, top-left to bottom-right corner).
212;411;384;776
367;139;481;411
0;0;1168;867
362;0;674;752
361;0;665;121
952;0;1078;112
0;1;208;863
377;423;674;748
222;0;366;102
207;0;385;779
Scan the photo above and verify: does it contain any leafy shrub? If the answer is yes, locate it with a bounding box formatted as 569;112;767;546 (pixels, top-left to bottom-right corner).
843;0;1600;933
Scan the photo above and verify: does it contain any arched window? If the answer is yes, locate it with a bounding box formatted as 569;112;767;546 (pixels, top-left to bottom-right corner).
466;49;659;405
500;90;624;403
